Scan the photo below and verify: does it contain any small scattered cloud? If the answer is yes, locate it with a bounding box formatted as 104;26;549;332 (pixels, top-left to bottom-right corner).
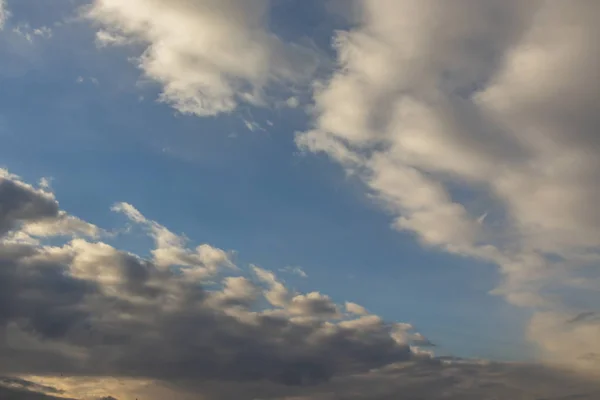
94;29;131;47
12;24;52;42
276;96;301;109
280;266;308;278
75;76;99;85
242;117;266;133
38;177;53;190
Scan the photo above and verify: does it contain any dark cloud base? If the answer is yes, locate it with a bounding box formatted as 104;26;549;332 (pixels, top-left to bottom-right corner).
0;171;417;398
0;377;74;400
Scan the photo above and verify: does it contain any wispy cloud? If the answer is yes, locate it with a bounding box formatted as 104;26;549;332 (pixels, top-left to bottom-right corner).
279;266;308;278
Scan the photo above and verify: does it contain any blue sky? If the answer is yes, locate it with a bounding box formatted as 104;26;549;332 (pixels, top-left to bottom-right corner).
1;1;599;399
0;0;534;362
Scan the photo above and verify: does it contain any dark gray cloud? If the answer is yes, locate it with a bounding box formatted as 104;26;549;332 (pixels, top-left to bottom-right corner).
0;238;412;386
567;312;597;325
0;172;416;389
124;358;600;400
0;376;64;395
0;176;58;236
0;376;74;400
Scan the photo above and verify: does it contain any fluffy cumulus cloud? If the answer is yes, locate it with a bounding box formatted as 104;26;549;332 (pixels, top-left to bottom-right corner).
296;0;600;374
85;0;319;116
0;169;437;399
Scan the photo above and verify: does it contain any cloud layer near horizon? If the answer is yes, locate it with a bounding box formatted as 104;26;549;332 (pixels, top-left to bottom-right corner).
4;358;600;400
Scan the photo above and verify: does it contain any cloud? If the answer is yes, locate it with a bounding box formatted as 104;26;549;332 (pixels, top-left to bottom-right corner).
0;169;99;238
280;266;308;278
567;312;597;325
85;0;320;116
12;24;52;42
94;29;130;47
1;170;599;398
113;201;235;278
297;0;600;374
0;168;433;397
287;292;340;320
345;301;368;316
0;0;7;30
18;358;600;400
0;376;66;396
0;385;72;400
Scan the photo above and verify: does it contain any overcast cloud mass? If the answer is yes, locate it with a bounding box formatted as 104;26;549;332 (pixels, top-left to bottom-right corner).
0;0;599;399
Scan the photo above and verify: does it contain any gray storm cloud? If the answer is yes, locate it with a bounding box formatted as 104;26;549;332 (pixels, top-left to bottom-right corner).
0;170;418;392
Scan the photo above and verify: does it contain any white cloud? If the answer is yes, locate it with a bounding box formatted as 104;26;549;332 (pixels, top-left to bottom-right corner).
276;96;300;109
12;24;52;42
297;0;600;373
252;264;292;308
113;201;235;278
288;292;340;320
38;177;52;190
528;311;600;376
21;211;100;238
0;0;8;30
345;301;368;316
86;0;319;116
280;266;308;278
111;201;146;223
95;29;130;47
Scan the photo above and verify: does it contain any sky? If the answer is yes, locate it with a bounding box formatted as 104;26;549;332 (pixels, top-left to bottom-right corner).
0;1;599;399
